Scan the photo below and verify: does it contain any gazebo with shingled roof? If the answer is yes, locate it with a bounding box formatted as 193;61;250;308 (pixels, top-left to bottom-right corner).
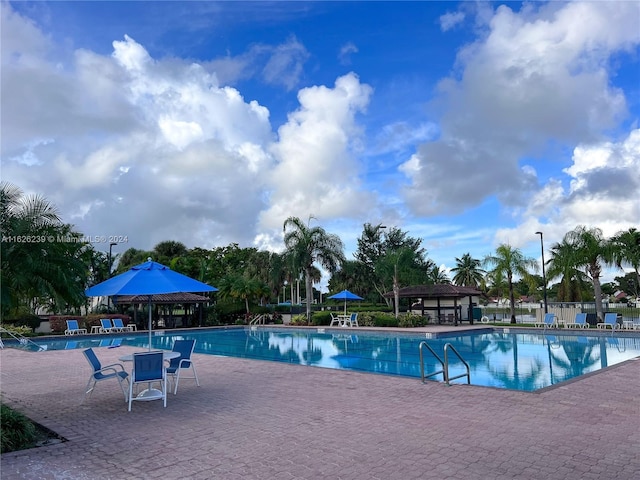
383;284;483;325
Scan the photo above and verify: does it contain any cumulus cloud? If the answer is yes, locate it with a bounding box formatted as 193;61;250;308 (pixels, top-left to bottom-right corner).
1;4;379;255
0;6;273;249
494;129;640;248
257;73;375;246
400;1;640;222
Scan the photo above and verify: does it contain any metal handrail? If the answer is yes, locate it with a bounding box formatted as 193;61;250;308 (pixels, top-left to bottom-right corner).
419;341;470;385
419;341;445;383
0;327;45;351
443;343;470;385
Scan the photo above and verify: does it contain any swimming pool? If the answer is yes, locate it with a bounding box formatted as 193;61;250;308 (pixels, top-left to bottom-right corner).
9;327;640;391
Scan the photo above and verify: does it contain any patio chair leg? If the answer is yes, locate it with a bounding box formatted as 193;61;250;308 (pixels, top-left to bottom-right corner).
192;364;200;387
82;379;96;403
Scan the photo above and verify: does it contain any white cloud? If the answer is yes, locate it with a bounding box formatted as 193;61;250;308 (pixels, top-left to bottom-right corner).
205;36;309;90
439;11;465;32
258;73;375;240
338;42;358;65
2;1;638;278
400;1;639;219
261;36;309;90
1;5;380;257
495;129;640;251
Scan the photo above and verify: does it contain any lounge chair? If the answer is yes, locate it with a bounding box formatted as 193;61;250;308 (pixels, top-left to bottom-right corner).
82;348;129;403
534;313;557;329
166;339;200;394
99;318;115;333
128;351;167;411
111;318;130;332
597;313;619;330
65;319;87;335
565;313;589;329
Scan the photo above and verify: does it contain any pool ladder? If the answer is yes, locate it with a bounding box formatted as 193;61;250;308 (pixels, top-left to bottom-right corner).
419;341;470;386
0;327;45;351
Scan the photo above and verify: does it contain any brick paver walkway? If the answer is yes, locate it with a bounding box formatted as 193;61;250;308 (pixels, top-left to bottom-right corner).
1;330;639;479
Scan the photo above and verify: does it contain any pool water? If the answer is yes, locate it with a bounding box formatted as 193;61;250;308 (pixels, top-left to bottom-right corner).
12;328;640;391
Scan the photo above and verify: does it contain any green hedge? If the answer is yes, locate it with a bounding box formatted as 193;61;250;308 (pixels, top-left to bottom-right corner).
310;311;414;328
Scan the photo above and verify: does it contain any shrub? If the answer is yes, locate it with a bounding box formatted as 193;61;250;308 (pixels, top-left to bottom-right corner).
4;314;42;332
398;312;428;328
373;312;399;327
356;312;376;327
0;324;34;337
0;404;36;453
290;314;308;326
310;311;333;325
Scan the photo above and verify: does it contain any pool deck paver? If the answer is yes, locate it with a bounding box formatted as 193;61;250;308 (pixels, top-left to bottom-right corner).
1;326;639;479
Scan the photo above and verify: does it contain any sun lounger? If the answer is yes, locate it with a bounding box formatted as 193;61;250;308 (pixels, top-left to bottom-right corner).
65;319;87;335
597;313;619;330
111;318;131;332
534;313;557;329
99;318;116;333
565;313;589;329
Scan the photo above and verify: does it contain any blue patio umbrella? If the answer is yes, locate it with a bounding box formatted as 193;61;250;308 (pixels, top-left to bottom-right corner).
327;289;363;315
85;258;217;350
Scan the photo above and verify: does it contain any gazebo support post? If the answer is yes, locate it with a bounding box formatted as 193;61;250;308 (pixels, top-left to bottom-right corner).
454;298;458;326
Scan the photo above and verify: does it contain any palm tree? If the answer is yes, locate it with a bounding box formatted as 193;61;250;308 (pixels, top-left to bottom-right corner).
375;247;416;318
483;244;538;323
451;253;486;287
283;216;345;322
427;265;450;284
217;274;268;314
610;228;640;294
546;237;590;302
1;182;89;316
563;226;615;321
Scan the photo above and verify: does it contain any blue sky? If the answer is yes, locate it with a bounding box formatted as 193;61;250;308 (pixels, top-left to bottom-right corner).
2;1;639;289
